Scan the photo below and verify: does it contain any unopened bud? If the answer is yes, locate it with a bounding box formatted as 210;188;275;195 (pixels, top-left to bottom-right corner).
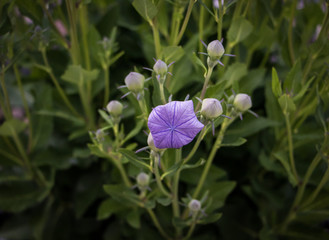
124;72;145;93
207;40;225;60
200;98;223;120
136;172;150;187
153;60;168;77
233;93;252;112
106;100;123;116
148;133;161;152
188;199;201;212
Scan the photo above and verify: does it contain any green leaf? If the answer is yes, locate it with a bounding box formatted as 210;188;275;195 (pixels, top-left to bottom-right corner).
97;198;127;220
207;181;236;211
0;119;26;136
293;76;315;102
125;209;140;229
181;158;206;171
271;67;282;98
191;52;207;77
278;94;296;114
103;184;140;206
223;62;248;89
61;65;99;85
132;0;158;21
157;197;172;206
221;137;247;147
118;149;151;170
172;217;193;227
98;109;114;127
122;120;144;144
160;161;181;180
162;46;185;63
36;110;84;125
227;17;253;45
198;213;222;224
240;68;266;95
272;151;297;186
284;59;302;93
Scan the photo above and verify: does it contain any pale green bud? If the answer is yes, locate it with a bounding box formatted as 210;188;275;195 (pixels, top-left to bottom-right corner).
207;40;225;60
188;199;201;212
200;98;223;120
148;133;161;152
106;100;123;116
124;72;145;93
136;172;150;187
234;93;252;112
153;60;168;77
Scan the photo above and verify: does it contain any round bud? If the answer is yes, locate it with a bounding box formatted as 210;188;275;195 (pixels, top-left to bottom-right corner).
207;40;225;60
124;72;145;93
233;93;252;112
200;98;223;120
188;199;201;212
148;133;161;152
136;172;150;187
153;60;168;77
106;100;123;116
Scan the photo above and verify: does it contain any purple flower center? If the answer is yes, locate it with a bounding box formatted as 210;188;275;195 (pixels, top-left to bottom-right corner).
148;100;204;149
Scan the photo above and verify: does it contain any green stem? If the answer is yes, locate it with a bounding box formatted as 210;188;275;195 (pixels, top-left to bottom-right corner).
159;83;167;104
195;66;214;111
65;0;80;65
183;125;209;165
288;0;297;66
150;20;162;58
198;3;205;62
103;66;110;107
172;149;182;218
78;84;95;129
192;117;232;199
79;4;91;70
13;64;33;152
153;155;171;198
174;0;195;46
0;65;12;118
217;0;223;41
40;48;82;118
113;158;131;187
284;114;299;182
138;97;149;122
183;215;197;240
0;149;24;166
147;209;171;239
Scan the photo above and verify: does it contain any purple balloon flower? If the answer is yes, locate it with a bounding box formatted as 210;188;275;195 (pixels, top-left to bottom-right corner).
148;100;204;149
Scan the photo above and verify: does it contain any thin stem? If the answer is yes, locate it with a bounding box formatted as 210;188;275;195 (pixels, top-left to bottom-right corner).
284;114;299;182
40;48;82;118
13;64;33;152
288;0;297;66
138;96;149;122
183;125;209;165
153;155;172;198
198;3;205;62
0;65;12;118
65;0;80;65
113;158;132;187
217;0;223;41
147;209;171;239
172;149;182;218
159;83;167;104
103;66;110;107
150;19;162;58
183;216;197;240
0;149;24;166
174;0;195;45
195;66;214;111
79;4;91;70
78;83;95;129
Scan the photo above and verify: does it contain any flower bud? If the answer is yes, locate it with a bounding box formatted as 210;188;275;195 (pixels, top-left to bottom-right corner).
207;40;225;60
148;133;161;152
200;98;223;120
136;172;150;187
106;100;123;116
233;93;252;112
188;199;201;212
153;60;168;77
124;72;145;93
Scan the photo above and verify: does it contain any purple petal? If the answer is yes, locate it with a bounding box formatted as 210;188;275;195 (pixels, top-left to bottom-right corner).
148;100;204;149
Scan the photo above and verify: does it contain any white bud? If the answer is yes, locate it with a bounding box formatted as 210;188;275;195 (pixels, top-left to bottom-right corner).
200;98;223;120
147;133;161;152
136;172;150;187
106;100;123;116
188;199;201;212
207;40;225;60
153;60;168;77
233;93;252;112
124;72;145;93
